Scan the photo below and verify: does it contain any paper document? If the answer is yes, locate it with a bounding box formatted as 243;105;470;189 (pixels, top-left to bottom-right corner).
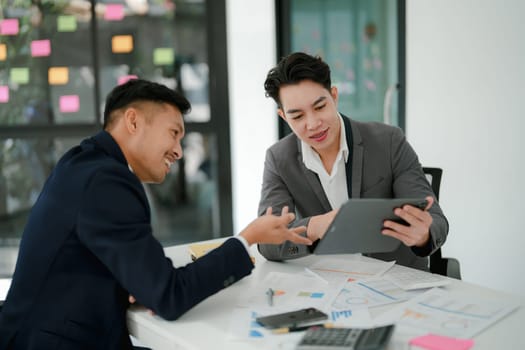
228;308;304;347
374;288;520;338
383;264;451;290
308;257;395;284
237;271;336;310
330;278;421;310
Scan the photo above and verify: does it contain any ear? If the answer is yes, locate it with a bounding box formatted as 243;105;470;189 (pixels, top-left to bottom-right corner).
277;108;286;121
123;107;140;135
330;86;339;104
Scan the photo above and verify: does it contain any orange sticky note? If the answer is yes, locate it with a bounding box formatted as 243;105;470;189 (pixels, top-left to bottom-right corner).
118;75;138;85
59;95;80;113
0;19;19;35
0;86;9;103
48;67;69;85
0;44;6;61
112;35;133;53
31;39;51;57
105;4;125;21
409;334;474;350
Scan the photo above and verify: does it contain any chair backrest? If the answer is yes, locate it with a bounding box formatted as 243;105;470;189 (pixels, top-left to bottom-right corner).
422;167;442;200
422;167;461;279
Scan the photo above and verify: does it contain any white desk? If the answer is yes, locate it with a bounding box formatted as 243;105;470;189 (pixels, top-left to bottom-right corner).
127;240;525;349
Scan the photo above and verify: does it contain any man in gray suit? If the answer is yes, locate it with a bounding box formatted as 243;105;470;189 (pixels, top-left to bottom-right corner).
258;52;448;271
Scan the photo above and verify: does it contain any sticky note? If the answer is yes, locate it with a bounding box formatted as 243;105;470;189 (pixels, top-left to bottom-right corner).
118;75;138;85
59;95;80;113
112;35;133;53
49;67;69;85
0;19;19;35
0;86;9;103
409;334;474;350
10;68;29;84
153;48;174;65
57;15;77;32
105;4;125;21
31;39;51;57
0;44;6;61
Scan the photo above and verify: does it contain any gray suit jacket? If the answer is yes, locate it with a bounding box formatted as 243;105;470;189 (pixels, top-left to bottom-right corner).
257;116;448;271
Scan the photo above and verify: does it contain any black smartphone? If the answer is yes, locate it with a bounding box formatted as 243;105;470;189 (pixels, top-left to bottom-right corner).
255;307;328;329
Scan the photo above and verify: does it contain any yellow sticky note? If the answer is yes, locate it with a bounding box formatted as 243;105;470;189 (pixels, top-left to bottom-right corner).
153;48;174;65
48;67;69;85
57;15;77;32
0;44;6;61
10;68;29;84
112;35;133;53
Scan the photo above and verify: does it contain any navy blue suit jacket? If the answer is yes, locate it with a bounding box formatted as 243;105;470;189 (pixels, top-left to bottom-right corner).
0;131;254;349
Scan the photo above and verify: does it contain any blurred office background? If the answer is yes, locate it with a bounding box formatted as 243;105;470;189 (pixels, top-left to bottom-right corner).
1;0;524;298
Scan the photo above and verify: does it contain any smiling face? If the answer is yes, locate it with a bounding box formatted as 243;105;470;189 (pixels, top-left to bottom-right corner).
125;102;185;183
278;80;341;158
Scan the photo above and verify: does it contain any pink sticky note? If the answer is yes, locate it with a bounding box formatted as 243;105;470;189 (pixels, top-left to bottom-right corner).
409;334;474;350
59;95;80;113
31;39;51;57
0;86;9;103
0;19;19;35
118;75;138;85
105;4;125;21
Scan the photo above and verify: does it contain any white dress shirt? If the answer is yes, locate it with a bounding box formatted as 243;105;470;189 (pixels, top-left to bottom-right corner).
301;114;349;210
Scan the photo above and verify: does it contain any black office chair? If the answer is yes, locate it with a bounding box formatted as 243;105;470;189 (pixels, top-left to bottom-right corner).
422;167;461;280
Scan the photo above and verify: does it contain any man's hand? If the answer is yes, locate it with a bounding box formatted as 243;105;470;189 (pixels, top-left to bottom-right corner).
239;207;311;246
307;209;338;241
129;295;155;316
381;196;434;247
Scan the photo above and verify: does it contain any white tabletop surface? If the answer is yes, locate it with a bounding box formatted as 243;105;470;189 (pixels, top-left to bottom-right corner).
127;239;525;350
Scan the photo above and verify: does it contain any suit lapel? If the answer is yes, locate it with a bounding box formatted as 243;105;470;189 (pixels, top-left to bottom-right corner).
349;119;364;198
342;116;353;199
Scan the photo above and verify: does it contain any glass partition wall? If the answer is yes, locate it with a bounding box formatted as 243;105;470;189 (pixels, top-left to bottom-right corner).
276;0;405;136
0;0;232;277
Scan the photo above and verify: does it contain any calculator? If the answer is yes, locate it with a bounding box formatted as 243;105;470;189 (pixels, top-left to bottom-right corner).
296;324;394;350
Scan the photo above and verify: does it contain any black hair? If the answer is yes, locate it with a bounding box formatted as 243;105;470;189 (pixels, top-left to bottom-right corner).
103;79;191;129
264;52;332;107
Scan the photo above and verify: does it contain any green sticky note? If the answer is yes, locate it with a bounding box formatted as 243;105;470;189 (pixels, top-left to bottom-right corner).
10;68;29;84
57;15;77;32
153;48;174;65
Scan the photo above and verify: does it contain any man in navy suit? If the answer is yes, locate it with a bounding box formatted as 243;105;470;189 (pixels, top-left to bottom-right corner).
0;79;311;349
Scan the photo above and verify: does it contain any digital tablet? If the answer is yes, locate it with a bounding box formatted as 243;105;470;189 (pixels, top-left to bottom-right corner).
314;198;428;255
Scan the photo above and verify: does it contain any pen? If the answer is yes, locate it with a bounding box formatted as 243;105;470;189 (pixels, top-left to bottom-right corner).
272;323;333;334
266;287;274;306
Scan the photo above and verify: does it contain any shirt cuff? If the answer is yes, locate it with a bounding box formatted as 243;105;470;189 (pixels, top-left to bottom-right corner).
411;236;434;257
234;235;251;255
